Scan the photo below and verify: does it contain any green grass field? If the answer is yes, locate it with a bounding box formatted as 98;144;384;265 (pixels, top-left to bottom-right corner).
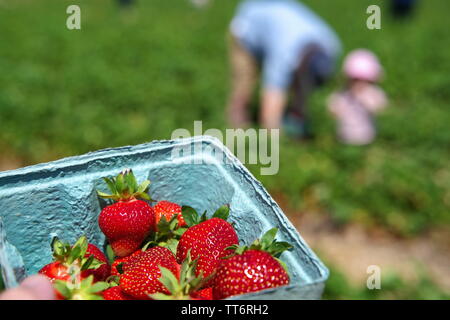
0;0;449;298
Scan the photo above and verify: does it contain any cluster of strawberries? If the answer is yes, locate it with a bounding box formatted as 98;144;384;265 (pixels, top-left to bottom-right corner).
38;169;292;300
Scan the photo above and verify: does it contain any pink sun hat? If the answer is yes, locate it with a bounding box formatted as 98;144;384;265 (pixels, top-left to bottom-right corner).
343;49;383;82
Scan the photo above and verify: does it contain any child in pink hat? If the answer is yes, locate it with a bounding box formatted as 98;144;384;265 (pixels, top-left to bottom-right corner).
328;49;388;145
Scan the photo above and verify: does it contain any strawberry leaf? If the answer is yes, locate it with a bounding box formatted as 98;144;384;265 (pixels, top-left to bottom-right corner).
268;241;293;257
199;211;208;223
179;256;189;286
80;276;93;288
137;180;150;194
139;192;151;201
149;292;175;300
226;228;293;260
158;267;180;294
68;246;81;265
54;280;71;299
103;177;117;195
116;174;125;194
234;245;247;255
152;253;208;300
169;215;179;230
181;206;199;227
124;170;138;193
74;236;88;256
96;191;117;199
81;255;94;271
173;227;187;237
212;204;230;220
82;256;104;271
51;238;67;260
106;245;115;265
89;281;109;294
141;240;157;251
165;238;179;256
182;204;232;228
157;216;171;233
260;228;277;249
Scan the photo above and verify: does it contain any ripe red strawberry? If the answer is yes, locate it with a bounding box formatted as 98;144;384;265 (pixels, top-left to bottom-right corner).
39;236;105;283
110;250;144;276
98;169;155;257
39;261;72;283
213;228;292;299
83;244;110;281
176;205;238;283
153;201;186;230
190;287;213;300
38;236;108;300
120;246;179;299
102;286;134;300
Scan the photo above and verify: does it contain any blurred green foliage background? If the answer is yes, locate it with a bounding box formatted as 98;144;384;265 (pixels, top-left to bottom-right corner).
0;0;449;299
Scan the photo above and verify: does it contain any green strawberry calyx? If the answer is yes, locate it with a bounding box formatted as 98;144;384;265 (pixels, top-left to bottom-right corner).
141;204;230;255
150;252;212;300
141;214;188;255
141;204;230;254
97;168;151;202
105;275;120;286
181;204;230;228
51;236;104;273
54;275;109;300
224;228;293;272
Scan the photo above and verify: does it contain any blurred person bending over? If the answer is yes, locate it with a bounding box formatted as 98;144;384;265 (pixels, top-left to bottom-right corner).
227;0;341;137
328;49;388;145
